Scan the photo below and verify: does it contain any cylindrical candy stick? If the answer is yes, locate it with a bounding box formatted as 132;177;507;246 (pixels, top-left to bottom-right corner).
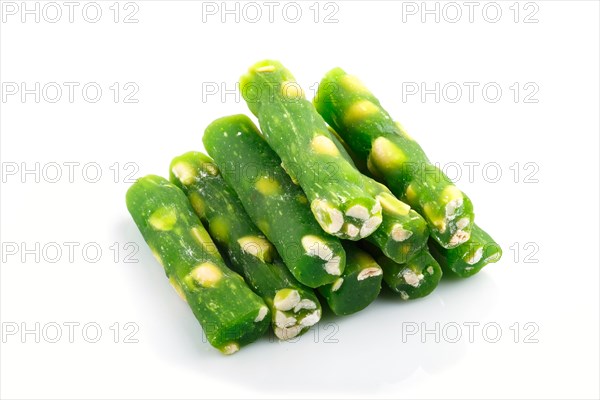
239;60;383;240
315;68;474;249
319;242;383;316
203;114;346;288
429;224;502;278
170;151;322;340
362;242;442;301
126;175;270;355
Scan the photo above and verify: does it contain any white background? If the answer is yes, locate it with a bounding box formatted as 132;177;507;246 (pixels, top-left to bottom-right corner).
1;1;599;399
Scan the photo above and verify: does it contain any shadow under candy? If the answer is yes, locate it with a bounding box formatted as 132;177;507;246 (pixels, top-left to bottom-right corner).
120;214;500;394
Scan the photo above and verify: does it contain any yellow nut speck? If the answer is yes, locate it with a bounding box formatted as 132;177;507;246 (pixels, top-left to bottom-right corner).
255;177;281;196
237;235;275;263
311;135;340;156
171;162;197;186
148;207;177;231
190;262;223;288
370;137;407;174
344;100;380;125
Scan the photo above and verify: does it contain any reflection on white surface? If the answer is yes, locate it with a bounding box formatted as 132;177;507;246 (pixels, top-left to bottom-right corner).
127;224;499;394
